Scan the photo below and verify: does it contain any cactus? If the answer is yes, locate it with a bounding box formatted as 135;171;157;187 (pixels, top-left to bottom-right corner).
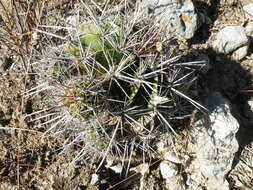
26;2;207;167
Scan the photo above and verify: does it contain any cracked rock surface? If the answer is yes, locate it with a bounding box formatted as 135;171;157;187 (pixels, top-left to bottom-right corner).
186;92;239;190
141;0;198;39
212;26;250;60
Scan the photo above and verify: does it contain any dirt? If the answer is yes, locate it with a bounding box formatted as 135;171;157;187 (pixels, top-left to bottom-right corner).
0;0;253;189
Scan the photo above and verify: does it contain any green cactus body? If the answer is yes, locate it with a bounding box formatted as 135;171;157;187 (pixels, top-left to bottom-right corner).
128;59;144;103
69;20;124;74
65;17;173;134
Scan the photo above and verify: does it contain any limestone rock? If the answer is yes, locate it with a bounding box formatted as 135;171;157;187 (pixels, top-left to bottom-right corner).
163;151;181;164
212;26;249;56
245;21;253;36
245;21;253;43
187;92;239;190
231;45;249;60
90;174;99;185
160;160;178;179
141;0;198;39
109;163;123;174
243;3;253;17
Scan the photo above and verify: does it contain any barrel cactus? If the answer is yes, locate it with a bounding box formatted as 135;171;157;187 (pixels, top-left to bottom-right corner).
26;2;206;166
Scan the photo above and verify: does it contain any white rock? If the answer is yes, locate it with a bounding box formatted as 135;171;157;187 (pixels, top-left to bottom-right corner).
212;26;249;55
109;163;123;174
232;45;249;60
163;152;181;163
141;0;198;39
203;93;239;139
245;22;253;42
156;141;165;153
243;3;253;16
160;161;178;179
188;92;239;190
66;15;79;27
245;22;253;36
90;174;99;185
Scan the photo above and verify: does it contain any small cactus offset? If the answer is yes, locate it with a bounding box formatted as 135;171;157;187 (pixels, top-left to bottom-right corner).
26;2;206;165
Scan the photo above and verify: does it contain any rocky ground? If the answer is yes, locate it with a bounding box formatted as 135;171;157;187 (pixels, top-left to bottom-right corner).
0;0;253;189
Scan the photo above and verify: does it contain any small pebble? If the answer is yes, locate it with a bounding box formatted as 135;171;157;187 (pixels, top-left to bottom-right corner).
90;174;99;185
163;152;181;163
160;161;178;179
109;163;123;174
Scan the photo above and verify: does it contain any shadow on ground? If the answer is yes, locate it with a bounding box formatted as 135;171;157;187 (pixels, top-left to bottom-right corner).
196;48;253;168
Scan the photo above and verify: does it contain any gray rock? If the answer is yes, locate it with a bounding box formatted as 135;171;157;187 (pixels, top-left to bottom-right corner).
243;3;253;17
187;92;239;190
212;26;249;55
141;0;198;39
